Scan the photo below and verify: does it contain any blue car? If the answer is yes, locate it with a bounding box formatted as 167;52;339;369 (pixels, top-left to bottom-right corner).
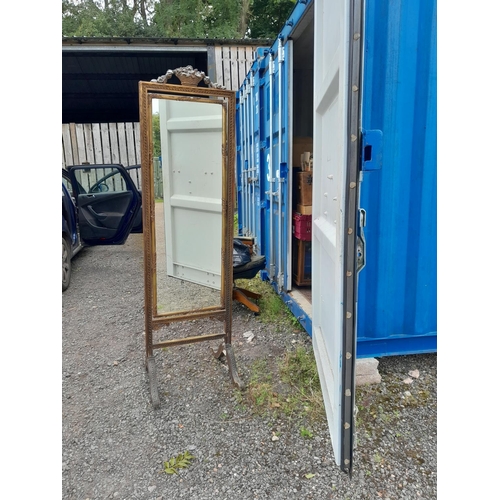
62;164;142;291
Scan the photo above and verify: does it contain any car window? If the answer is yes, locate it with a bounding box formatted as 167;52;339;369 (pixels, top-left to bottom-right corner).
62;174;76;198
127;166;142;192
73;166;131;194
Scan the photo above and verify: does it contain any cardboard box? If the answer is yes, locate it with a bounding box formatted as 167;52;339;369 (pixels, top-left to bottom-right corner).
296;204;312;215
293;237;312;286
301;151;313;171
294;171;313;206
293;137;313;168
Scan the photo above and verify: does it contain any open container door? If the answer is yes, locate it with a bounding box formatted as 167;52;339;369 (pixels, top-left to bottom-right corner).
312;0;363;474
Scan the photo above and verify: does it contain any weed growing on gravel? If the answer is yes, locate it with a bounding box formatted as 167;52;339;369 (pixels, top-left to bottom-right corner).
163;451;195;475
299;426;313;439
246;359;280;412
237;345;325;426
278;346;324;421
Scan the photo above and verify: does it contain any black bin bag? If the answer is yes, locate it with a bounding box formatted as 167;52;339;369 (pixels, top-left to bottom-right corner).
233;239;251;268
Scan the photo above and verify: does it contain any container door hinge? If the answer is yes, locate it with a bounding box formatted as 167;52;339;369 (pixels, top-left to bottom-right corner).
360;129;383;171
357;208;366;273
278;39;285;63
269;264;276;279
277;273;284;290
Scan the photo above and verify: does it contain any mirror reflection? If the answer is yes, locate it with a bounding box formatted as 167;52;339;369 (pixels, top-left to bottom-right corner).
152;97;224;314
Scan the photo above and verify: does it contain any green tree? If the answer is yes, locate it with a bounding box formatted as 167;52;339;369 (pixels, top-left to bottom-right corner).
62;0;297;40
247;0;295;39
152;0;206;38
152;112;161;157
62;0;158;37
152;0;240;39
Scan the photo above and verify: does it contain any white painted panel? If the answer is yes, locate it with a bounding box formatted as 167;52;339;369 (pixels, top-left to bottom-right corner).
312;0;350;467
159;98;223;289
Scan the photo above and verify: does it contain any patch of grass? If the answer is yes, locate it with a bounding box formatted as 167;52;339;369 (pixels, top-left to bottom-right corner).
237;345;325;425
278;346;325;421
299;426;313;439
234;274;304;332
246;359;280;413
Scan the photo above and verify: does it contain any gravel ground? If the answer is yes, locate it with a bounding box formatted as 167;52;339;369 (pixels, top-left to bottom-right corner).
62;233;437;499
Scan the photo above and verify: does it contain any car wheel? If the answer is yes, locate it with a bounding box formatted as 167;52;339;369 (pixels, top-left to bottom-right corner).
62;237;72;292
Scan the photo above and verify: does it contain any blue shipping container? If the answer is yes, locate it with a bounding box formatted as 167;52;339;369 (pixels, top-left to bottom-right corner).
235;0;436;359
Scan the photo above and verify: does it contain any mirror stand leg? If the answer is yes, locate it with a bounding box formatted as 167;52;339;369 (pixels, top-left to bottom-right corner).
211;343;244;389
212;342;226;360
146;355;160;409
225;344;244;390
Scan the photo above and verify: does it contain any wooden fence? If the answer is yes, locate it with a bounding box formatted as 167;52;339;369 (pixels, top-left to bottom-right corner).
214;45;256;91
62;122;141;169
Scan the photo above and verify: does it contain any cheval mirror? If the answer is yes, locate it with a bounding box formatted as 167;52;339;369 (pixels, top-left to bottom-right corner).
139;66;242;408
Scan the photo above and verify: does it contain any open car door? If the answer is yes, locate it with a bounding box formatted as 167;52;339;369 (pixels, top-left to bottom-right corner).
68;164;142;245
312;0;363;474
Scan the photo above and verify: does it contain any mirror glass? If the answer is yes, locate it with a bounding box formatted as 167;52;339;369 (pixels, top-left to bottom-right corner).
151;96;225;315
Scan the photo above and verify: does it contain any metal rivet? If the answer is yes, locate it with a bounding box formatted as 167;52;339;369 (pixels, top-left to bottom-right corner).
354;33;361;40
350;182;356;189
324;211;328;216
346;271;352;277
344;459;350;465
344;423;350;429
348;228;353;235
345;389;351;396
351;134;357;142
352;85;358;92
346;351;352;358
327;174;333;180
346;311;352;319
324;192;328;197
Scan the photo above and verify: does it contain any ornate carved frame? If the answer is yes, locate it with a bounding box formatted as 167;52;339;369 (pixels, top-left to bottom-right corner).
139;68;241;408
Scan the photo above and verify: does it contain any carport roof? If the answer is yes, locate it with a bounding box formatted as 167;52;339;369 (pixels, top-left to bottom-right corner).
62;37;270;124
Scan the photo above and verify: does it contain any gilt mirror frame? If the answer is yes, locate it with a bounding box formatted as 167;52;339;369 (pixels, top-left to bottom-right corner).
139;68;241;407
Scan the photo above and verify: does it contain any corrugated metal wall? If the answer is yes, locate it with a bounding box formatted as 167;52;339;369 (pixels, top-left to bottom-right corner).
356;0;437;357
235;0;437;358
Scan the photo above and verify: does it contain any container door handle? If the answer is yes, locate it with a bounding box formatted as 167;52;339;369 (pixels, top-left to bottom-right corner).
357;208;366;273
